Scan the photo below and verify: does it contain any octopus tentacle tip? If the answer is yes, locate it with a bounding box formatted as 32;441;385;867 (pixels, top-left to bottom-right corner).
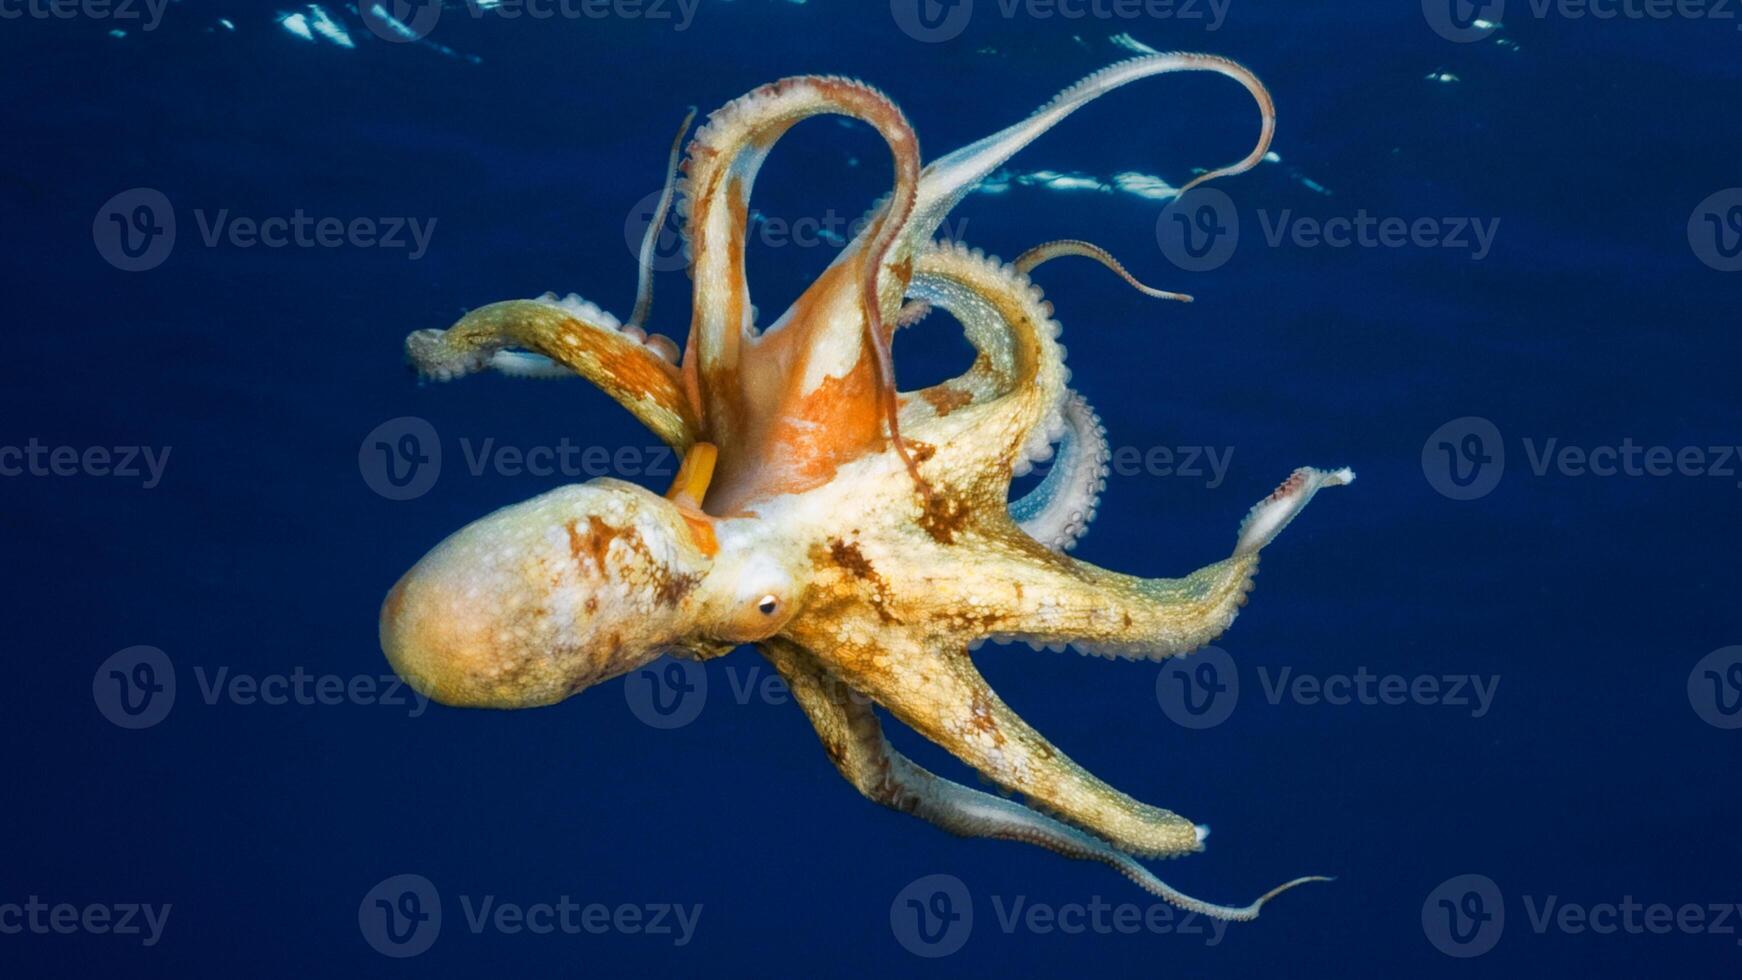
405;327;488;382
1235;465;1356;558
1255;874;1338;907
1144;872;1334;924
1014;239;1194;304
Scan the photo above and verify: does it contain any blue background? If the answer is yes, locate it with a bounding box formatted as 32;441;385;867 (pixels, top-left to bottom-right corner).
3;0;1739;975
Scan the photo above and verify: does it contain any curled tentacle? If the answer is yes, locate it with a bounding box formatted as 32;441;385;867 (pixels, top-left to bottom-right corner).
906;53;1275;251
903;239;1193;548
1010;390;1109;552
896;246;1141;550
1001;240;1185;547
1013;239;1193;303
406;294;699;451
894;277;1096;549
897;241;1067;490
629;106;698;332
761;637;1330;921
888;246;1143;563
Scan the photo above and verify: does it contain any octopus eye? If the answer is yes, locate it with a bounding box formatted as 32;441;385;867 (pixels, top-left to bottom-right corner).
757;594;779;615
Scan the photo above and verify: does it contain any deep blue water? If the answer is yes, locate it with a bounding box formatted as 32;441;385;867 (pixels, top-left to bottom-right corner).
4;1;1740;976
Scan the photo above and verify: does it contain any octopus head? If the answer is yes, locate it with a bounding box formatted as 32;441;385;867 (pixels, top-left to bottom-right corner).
379;480;719;709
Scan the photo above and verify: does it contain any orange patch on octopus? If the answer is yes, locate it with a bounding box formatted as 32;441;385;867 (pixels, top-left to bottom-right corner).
919;385;973;417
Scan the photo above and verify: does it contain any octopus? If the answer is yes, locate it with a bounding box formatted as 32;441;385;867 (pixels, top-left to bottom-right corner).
380;53;1354;922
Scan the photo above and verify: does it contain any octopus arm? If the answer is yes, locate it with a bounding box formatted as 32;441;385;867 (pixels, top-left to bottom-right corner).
1008;390;1109;552
899;242;1066;482
959;466;1356;659
628;106;698;333
904;241;1185;552
790;616;1203;859
904;53;1275;251
759;638;1326;920
405;296;699;452
1012;239;1193;304
1002;240;1192;550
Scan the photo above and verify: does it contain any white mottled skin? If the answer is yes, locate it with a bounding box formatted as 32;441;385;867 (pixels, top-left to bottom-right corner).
382;481;713;708
385;55;1344;922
